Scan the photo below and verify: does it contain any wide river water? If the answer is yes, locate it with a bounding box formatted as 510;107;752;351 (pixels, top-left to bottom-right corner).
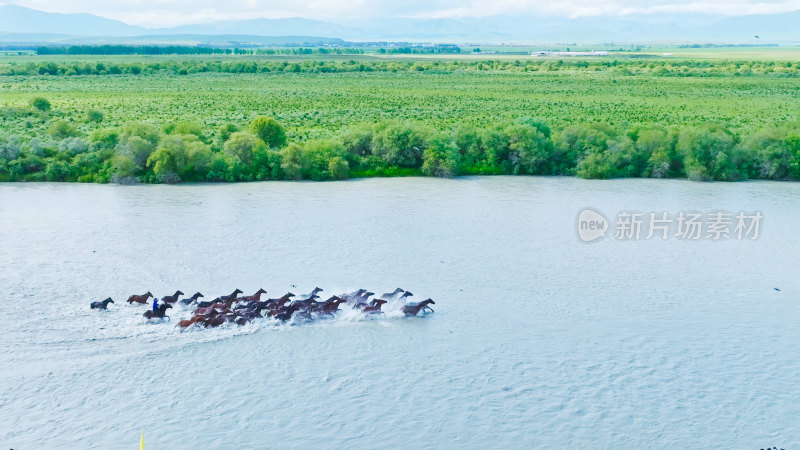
1;177;799;449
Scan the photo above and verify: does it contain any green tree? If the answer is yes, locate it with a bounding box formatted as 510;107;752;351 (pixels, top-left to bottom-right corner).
121;122;161;147
116;135;156;167
250;116;287;148
328;156;350;180
279;144;304;179
167;120;205;139
422;135;460;177
89;128;120;151
146;134;210;183
372;121;429;168
677;125;752;181
634;128;679;178
223;132;261;165
504;119;554;175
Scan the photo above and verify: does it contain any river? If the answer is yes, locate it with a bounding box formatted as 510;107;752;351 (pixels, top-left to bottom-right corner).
1;177;798;448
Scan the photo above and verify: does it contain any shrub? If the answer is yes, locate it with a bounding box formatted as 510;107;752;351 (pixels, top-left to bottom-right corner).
328;156;350;180
111;154;140;180
503;119;554;175
743;124;800;180
116;135;156;167
48;120;79;139
422;135;460;177
372;121;429;168
634;128;680;178
0;135;22;161
677;125;753;181
58;137;90;155
223;132;261;165
121;122;161;147
30;97;51;112
279;144;303;180
250;116;287;148
90;128;120;151
216;123;240;143
26;138;55;158
167;120;205;139
85;109;104;123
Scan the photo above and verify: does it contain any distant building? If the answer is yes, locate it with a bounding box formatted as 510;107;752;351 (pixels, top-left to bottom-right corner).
531;51;609;57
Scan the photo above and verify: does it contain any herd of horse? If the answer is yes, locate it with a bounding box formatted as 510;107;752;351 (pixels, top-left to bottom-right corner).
90;287;435;329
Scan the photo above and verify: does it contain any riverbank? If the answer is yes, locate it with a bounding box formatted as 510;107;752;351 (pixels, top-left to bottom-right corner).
2;115;800;184
2;57;799;183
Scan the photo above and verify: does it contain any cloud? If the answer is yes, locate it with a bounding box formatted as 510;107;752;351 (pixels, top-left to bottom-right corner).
5;0;800;27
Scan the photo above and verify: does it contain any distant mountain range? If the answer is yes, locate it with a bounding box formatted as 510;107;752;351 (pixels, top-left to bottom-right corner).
0;4;798;44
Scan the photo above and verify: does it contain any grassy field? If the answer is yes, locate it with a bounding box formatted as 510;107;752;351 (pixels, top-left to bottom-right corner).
1;53;799;183
1;56;798;137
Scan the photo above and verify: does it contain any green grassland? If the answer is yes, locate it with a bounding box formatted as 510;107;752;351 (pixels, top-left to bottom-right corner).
1;53;800;183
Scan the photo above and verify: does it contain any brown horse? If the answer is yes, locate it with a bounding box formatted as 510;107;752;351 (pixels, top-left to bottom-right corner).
161;290;184;304
204;315;227;327
127;292;152;304
401;299;435;316
317;296;345;315
362;299;388;314
238;288;267;302
194;305;231;317
210;301;234;310
266;293;294;309
177;315;206;328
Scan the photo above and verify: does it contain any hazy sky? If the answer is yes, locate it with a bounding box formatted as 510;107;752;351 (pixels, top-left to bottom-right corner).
6;0;800;27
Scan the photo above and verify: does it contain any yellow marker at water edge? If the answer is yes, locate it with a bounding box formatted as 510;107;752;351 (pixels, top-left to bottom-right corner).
140;431;145;450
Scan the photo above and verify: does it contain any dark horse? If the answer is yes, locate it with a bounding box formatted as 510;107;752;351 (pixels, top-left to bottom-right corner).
204;314;228;328
127;292;152;304
274;303;301;322
318;296;346;315
143;303;172;320
238;288;267;302
381;288;404;300
401;299;435;316
196;290;240;308
90;298;114;310
179;292;204;305
219;289;243;302
293;296;319;311
300;287;323;299
266;293;294;310
161;290;184;304
362;299;388;314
